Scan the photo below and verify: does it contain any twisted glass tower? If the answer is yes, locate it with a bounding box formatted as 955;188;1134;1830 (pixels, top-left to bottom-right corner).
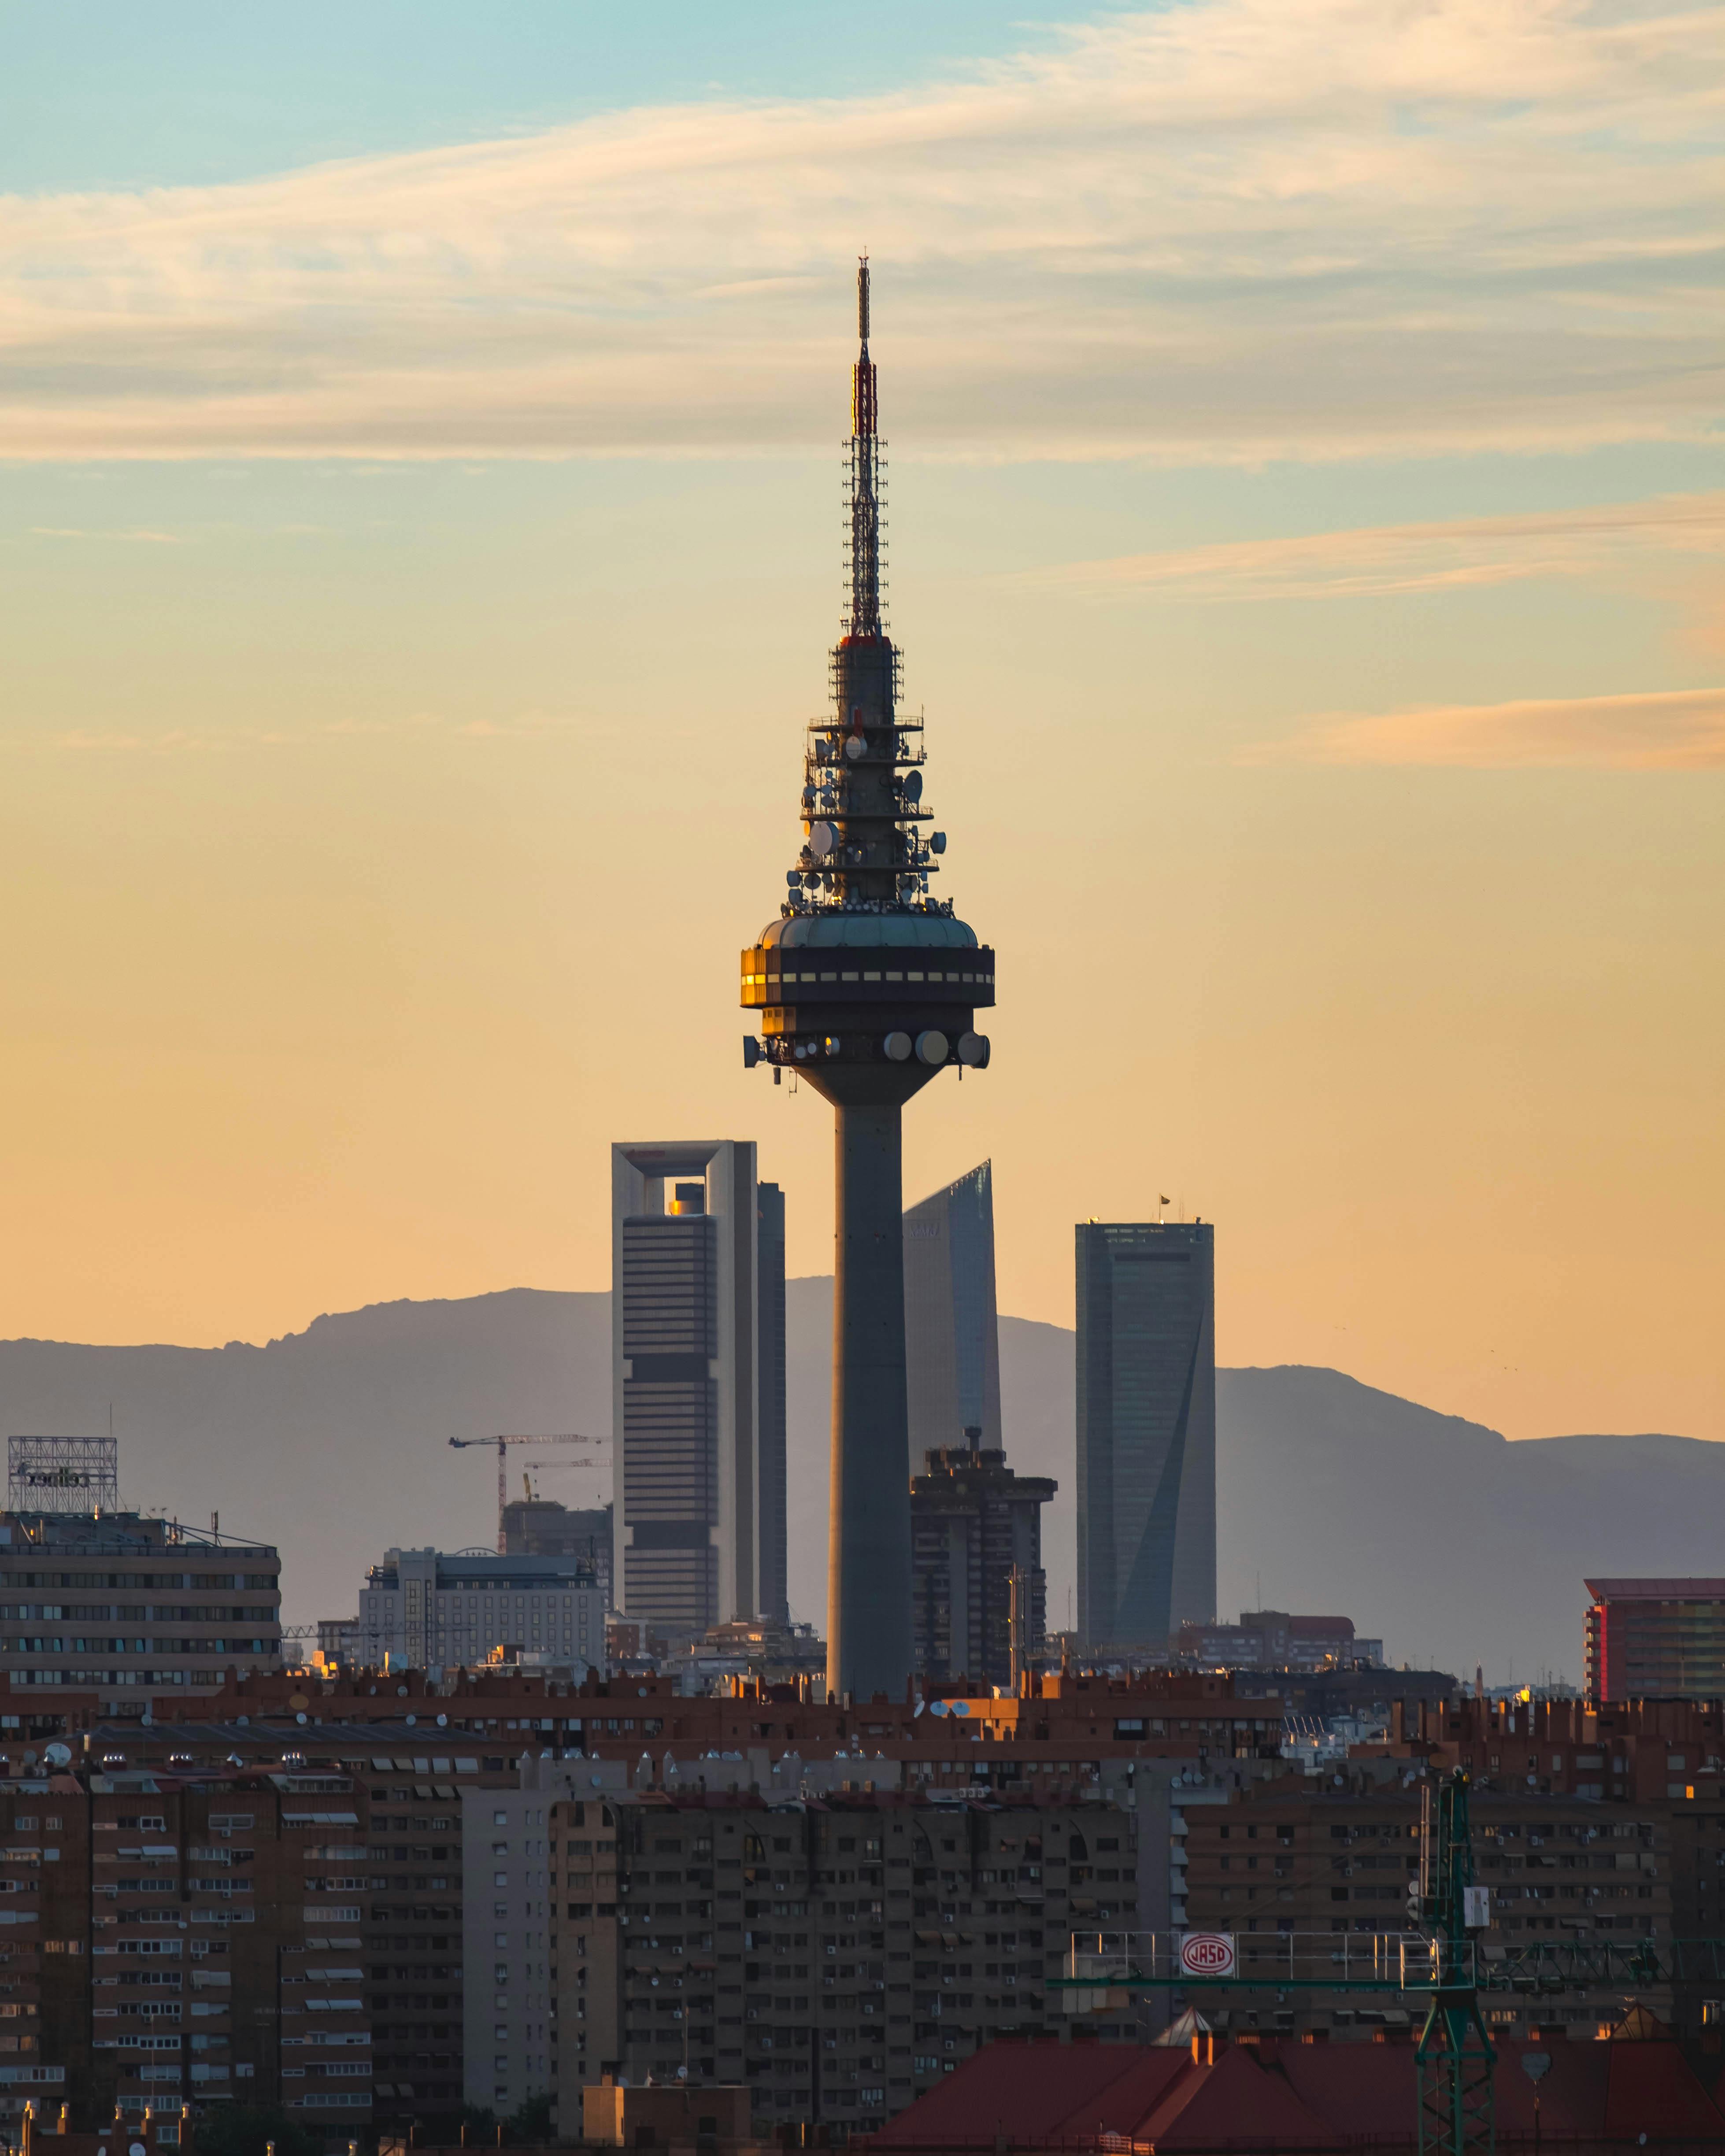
740;262;996;1700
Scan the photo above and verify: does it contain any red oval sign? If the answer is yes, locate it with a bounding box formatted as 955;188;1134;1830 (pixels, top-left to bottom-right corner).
1179;1931;1236;1977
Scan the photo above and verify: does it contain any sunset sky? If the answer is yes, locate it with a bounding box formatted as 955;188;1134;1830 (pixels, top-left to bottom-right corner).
0;0;1720;1443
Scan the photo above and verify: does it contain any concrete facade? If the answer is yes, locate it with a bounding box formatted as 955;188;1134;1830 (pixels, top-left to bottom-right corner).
1076;1222;1216;1655
500;1499;614;1609
1179;1610;1383;1672
1585;1577;1725;1704
547;1788;1144;2136
0;1512;281;1716
356;1548;603;1675
910;1441;1055;1688
612;1142;784;1644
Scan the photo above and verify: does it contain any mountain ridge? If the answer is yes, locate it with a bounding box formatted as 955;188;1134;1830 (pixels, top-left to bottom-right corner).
0;1283;1710;1687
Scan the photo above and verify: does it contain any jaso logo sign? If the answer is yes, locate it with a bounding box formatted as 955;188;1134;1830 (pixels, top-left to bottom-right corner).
1178;1931;1236;1978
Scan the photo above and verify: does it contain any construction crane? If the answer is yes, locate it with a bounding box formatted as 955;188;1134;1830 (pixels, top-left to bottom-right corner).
447;1432;607;1553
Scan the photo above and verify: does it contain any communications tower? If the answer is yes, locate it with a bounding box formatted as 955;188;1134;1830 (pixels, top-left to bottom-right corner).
740;261;995;1700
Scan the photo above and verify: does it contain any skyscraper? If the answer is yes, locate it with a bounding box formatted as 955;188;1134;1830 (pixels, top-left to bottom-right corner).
1076;1220;1217;1653
610;1141;786;1642
903;1159;1003;1457
756;1179;788;1624
738;262;996;1701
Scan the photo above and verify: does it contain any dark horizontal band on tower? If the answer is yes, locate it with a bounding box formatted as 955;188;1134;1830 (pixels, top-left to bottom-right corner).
740;949;995;1007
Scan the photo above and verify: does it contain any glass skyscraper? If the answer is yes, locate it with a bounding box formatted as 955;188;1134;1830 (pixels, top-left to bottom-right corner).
902;1159;1003;1456
1076;1220;1216;1653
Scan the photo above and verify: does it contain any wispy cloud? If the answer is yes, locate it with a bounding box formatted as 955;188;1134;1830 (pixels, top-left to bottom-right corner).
0;0;1719;463
1027;493;1725;602
27;526;184;543
1247;686;1725;768
20;711;585;756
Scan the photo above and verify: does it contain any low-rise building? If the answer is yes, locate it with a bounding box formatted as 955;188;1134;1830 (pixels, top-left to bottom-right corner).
1178;1609;1382;1672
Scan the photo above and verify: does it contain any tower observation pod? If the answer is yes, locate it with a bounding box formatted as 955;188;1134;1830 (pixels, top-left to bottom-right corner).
740;261;996;1701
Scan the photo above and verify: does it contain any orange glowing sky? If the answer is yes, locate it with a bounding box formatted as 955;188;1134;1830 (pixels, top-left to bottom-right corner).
0;0;1720;1442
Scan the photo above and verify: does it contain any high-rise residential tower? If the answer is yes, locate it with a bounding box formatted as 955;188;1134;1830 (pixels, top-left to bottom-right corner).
911;1432;1055;1688
610;1141;787;1642
903;1158;1003;1458
1076;1220;1217;1654
740;263;996;1701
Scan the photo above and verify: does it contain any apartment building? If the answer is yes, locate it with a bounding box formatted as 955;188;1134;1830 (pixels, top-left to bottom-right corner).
1585;1578;1725;1705
1178;1610;1384;1673
0;1759;375;2132
0;1504;281;1715
910;1438;1055;1689
0;1665;1288;1789
1388;1693;1725;1805
546;1790;1144;2136
37;1715;540;2125
461;1755;603;2119
1177;1779;1677;2041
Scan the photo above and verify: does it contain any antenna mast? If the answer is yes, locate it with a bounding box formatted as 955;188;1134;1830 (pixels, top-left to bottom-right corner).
847;256;883;640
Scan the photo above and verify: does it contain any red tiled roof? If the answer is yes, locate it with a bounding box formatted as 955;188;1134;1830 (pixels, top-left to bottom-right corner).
872;2040;1142;2146
1136;2045;1334;2150
1050;2049;1191;2137
1274;2040;1416;2138
877;2030;1725;2149
1604;2043;1725;2137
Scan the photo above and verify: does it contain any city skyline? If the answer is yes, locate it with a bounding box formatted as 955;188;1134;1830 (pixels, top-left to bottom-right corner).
0;3;1718;1457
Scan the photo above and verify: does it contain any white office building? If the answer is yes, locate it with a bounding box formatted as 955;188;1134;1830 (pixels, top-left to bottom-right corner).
357;1548;606;1674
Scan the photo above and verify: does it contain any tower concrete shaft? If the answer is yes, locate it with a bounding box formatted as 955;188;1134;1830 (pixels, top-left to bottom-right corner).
740;260;997;1703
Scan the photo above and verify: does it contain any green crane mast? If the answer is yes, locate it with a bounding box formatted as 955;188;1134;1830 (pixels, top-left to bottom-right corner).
1410;1768;1497;2156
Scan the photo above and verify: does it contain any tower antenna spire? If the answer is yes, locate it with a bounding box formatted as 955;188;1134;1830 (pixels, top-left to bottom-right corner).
848;255;881;636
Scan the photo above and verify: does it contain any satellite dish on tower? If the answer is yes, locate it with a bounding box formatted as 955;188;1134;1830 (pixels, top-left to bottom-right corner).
903;770;922;802
811;822;836;858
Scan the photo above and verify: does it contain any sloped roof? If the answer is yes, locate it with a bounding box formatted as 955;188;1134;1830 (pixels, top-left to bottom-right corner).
876;2029;1725;2149
1051;2049;1192;2137
871;2040;1140;2146
1137;2045;1334;2151
1275;2040;1416;2138
1605;2044;1725;2138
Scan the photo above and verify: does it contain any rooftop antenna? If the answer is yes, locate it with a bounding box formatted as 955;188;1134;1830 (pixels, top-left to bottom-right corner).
848;254;882;641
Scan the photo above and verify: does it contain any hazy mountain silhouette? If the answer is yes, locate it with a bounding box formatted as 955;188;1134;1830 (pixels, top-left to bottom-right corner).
0;1282;1712;1687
